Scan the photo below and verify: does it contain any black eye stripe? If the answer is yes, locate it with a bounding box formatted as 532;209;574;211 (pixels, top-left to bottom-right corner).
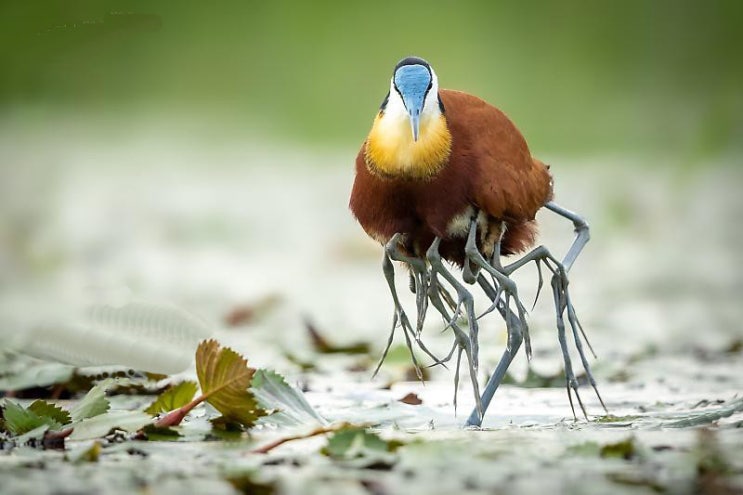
379;91;390;113
393;85;404;106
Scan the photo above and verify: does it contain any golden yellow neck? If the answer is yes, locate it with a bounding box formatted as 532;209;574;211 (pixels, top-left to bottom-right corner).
364;113;452;179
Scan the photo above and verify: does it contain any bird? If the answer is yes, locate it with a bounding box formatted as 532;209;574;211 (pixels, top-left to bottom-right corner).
349;56;606;426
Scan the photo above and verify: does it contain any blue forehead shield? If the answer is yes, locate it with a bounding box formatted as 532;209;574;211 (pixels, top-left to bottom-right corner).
394;64;432;141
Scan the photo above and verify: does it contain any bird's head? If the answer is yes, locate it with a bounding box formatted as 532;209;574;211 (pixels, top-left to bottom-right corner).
364;56;451;179
386;56;441;142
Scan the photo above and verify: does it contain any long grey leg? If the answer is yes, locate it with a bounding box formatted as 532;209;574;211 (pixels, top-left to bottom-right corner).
543;201;590;272
426;237;483;419
465;274;524;427
427;273;482;416
462;218;531;359
500;202;606;416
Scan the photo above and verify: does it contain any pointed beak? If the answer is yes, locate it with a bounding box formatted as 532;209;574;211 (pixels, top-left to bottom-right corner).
408;109;421;142
401;91;425;142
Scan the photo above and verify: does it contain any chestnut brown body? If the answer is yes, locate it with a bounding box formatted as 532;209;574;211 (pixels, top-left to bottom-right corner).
350;89;553;265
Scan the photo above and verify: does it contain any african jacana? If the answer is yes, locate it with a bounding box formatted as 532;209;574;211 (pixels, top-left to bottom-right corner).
349;56;605;426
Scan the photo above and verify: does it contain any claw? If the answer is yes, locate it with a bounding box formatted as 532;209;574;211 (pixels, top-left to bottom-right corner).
476;282;502;320
414;271;429;335
566;379;577;421
453;346;462;413
566;297;605;412
372;311;400;379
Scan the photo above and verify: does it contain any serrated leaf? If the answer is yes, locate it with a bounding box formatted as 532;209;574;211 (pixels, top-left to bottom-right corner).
144;381;198;416
2;400;63;435
69;383;110;422
28;400;72;425
323;427;389;458
195;339;266;428
252;369;326;427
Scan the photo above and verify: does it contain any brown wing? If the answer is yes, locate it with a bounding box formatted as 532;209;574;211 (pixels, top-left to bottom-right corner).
440;90;553;255
440;89;553;222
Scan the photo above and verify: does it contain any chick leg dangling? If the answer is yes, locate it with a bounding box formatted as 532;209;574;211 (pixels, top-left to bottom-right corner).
376;233;441;380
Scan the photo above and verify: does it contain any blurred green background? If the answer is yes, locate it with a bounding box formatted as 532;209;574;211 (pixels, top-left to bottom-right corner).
1;0;742;159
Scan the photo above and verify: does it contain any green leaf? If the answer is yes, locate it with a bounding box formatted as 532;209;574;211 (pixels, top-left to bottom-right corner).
502;366;568;388
305;321;370;355
28;400;72;425
252;369;325;427
226;473;277;495
600;437;638;460
2;400;63;435
594;414;641;424
139;423;181;441
195;339;266;428
69;383;111;422
67;440;102;463
322;426;403;468
144;381;198;416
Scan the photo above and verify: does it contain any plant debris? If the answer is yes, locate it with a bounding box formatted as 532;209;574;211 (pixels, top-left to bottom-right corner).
305;319;371;355
398;392;422;405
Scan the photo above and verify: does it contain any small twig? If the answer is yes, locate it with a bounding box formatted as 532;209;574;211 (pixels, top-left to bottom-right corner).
250;423;352;454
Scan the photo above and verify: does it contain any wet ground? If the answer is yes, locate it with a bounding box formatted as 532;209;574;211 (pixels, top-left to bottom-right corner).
1;123;742;494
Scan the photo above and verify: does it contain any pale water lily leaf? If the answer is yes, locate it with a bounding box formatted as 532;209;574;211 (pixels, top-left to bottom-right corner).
68;411;154;440
14;424;51;443
69;383;111;422
195;339;266;427
660;397;743;428
144;381;198;415
0;354;75;391
253;369;326;427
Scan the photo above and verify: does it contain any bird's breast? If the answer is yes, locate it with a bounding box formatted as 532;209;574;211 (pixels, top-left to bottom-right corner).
364;113;452;179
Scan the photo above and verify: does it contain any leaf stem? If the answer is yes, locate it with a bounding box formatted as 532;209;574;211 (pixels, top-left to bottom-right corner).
154;394;207;428
250;423;350;454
